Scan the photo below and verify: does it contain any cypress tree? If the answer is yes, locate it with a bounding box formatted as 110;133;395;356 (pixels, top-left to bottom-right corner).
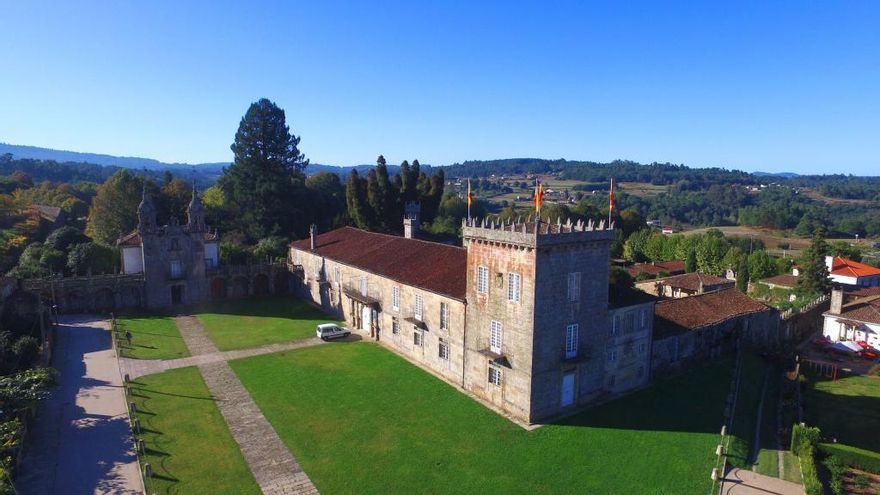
346;170;368;229
797;228;831;296
685;249;697;273
736;256;750;292
366;169;382;231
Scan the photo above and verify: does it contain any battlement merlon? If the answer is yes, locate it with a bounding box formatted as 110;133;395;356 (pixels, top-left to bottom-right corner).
462;217;615;248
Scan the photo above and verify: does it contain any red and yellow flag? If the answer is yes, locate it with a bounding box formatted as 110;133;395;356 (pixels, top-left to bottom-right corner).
609;177;616;214
467;179;473;208
534;182;545;214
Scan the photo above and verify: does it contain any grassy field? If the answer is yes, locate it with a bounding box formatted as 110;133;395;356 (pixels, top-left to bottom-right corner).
619;181;668;197
803;373;880;453
129;367;260;495
231;342;734;495
683;226;812;255
195;296;335;351
115;314;189;360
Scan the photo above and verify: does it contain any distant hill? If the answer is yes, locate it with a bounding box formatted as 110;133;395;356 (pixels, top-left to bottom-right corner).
753;171;800;178
0;142;229;172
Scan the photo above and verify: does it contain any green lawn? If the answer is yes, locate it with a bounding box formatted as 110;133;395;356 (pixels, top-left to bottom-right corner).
804;373;880;453
115;314;189;360
753;367;783;478
129;367;260;495
195;296;335;351
231;342;732;495
781;451;803;483
727;354;768;469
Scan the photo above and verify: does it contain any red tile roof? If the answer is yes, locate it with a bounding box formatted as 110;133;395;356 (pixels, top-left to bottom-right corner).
758;274;799;289
844;286;880;303
654;288;772;338
830;295;880;325
654;272;734;292
626;261;686;278
290;227;467;300
829;257;880;278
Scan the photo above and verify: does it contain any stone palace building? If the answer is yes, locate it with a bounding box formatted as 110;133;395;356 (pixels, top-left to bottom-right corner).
290;210;654;424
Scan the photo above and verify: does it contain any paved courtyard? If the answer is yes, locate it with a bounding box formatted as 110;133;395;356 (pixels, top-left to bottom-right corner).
16;315;143;495
722;468;805;495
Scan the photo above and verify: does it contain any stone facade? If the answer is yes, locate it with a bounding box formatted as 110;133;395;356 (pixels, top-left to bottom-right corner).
291;217;621;424
23;187;293;312
605;300;654;393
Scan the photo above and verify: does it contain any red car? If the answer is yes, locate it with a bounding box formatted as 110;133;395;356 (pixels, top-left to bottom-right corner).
856;341;871;350
860;349;879;360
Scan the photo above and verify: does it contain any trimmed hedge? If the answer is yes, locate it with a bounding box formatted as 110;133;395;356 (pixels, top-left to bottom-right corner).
799;444;823;495
792;424;821;455
819;443;880;475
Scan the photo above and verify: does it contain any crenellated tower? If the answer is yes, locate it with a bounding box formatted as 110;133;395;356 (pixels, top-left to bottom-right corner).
461;216;615;422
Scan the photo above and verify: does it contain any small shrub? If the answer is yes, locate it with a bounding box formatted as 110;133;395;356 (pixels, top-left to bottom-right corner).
819;443;880;474
792;424;821;455
854;473;870;488
823;456;845;495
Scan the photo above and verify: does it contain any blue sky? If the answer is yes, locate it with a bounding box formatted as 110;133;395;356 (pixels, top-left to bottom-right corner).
1;1;878;174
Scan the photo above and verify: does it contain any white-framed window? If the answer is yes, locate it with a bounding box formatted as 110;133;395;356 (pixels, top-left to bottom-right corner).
507;272;521;302
490;320;502;354
608;349;618;362
360;276;368;296
565;324;579;359
611;315;620;337
333;266;340;283
438;339;449;360
440;302;449;330
392;317;400;335
413;329;423;347
414;293;423;321
392;286;400;311
568;272;581;302
170;260;182;279
477;265;489;294
640;309;648;329
488;365;502;386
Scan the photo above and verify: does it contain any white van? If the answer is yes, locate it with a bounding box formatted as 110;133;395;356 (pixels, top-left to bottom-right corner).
316;323;350;341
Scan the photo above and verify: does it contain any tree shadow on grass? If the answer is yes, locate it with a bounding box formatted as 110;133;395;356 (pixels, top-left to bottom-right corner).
189;295;331;321
545;360;734;435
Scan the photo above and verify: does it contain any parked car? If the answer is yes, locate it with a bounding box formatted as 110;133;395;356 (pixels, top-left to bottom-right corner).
860;349;879;360
316;323;350;340
813;336;832;347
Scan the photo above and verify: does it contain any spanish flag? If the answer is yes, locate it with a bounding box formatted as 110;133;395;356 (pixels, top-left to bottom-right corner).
609;177;616;214
534;182;545;214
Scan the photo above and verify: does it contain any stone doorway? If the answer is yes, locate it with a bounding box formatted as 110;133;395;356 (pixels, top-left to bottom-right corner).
171;285;184;305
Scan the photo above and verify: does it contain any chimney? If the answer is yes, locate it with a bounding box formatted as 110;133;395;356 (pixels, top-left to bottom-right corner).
830;287;843;314
309;224;317;251
403;202;420;239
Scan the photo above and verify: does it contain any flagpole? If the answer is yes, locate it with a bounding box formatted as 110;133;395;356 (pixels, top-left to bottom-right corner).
468;177;471;220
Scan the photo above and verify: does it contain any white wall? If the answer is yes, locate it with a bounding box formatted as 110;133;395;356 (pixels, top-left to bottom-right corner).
823;315;880;349
122;246;143;274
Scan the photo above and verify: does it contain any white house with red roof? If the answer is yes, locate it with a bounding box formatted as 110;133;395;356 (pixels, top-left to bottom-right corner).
822;287;880;350
825;256;880;287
